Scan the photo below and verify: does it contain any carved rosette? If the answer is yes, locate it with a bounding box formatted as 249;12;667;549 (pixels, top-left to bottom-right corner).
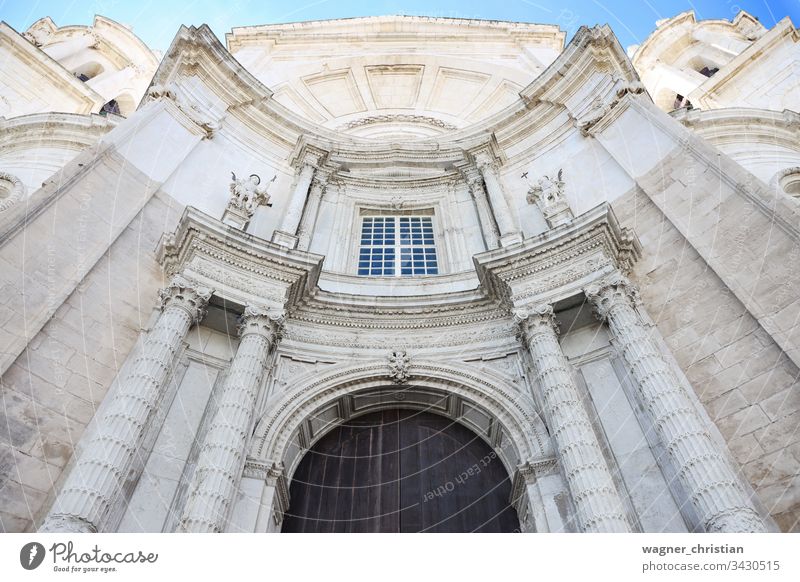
585;274;766;533
40;276;212;533
179;305;282;533
158;274;213;324
515;303;630;533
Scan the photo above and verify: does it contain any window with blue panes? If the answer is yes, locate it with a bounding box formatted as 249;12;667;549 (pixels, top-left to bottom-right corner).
357;215;438;276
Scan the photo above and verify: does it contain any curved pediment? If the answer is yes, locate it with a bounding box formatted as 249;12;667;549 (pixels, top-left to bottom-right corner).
149;20;643;154
225;16;564;136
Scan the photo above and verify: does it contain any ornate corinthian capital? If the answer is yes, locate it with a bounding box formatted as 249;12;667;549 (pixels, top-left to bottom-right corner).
584;273;640;320
513;303;559;340
237;305;285;339
158;274;213;323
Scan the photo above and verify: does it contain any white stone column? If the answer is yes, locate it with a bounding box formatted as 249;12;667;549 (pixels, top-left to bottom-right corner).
296;172;328;251
475;153;521;246
515;303;630;533
274;163;314;248
464;169;501;250
585;274;766;533
178;306;282;533
40;275;212;533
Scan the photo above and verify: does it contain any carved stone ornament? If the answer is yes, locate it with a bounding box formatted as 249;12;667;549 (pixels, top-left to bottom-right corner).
0;171;26;212
147;82;219;139
525;169;573;228
223;171;275;229
158;274;214;324
237;304;284;340
388;350;411;384
576;79;646;136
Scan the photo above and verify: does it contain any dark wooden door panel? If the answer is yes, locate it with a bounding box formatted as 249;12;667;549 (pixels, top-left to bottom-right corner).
282;409;519;533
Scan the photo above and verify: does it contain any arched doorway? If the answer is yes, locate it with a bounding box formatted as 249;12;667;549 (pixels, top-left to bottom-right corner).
282;409;519;532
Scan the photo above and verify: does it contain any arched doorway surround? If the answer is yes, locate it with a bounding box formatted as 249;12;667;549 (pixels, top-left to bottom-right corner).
246;361;563;532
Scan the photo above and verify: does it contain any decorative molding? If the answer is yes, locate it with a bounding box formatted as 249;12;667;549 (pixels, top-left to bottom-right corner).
387;350;411;384
0;171;26;212
158;273;214;324
338;114;458;132
525;168;573;227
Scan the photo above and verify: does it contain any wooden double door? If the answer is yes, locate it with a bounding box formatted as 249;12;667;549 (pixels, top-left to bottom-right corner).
282;409;519;532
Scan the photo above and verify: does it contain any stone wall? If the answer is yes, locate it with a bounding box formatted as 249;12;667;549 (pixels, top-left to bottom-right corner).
613;185;800;532
0;188;182;532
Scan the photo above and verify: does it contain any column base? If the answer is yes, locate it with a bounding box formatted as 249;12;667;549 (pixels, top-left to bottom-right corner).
500;231;524;247
271;230;299;249
39;513;97;533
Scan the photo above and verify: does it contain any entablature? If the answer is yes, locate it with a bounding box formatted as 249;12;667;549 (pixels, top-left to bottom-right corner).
474;202;641;308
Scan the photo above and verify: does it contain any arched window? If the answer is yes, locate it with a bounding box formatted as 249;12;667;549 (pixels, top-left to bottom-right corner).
698;66;719;78
72;61;104;81
672;94;693;111
99;99;120;116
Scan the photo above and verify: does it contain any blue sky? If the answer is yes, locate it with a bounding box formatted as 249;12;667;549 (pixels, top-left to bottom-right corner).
0;0;798;53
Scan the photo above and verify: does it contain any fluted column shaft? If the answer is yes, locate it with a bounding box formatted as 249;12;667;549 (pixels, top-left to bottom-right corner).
586;275;766;533
476;158;516;238
40;276;212;533
296;174;327;251
466;172;501;250
179;306;282;533
516;304;630;532
280;163;314;236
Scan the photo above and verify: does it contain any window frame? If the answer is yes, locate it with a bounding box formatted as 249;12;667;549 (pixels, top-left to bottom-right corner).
355;210;441;278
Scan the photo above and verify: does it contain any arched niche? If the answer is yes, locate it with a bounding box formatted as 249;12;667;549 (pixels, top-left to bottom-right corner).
72;61;105;81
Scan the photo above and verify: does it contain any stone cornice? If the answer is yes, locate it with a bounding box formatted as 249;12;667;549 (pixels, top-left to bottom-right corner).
226;15;565;54
0;22;104;113
0;112;119;153
474;202;641;308
672;107;800;150
519;25;640;109
147;20;647;169
156;206;324;313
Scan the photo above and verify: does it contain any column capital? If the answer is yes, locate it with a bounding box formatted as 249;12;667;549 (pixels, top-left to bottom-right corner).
158;274;213;323
237;305;284;339
513;303;559;339
289;140;328;172
584;273;640;320
475;155;501;174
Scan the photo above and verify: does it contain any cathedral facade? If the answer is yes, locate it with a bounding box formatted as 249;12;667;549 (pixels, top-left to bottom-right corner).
1;10;799;533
